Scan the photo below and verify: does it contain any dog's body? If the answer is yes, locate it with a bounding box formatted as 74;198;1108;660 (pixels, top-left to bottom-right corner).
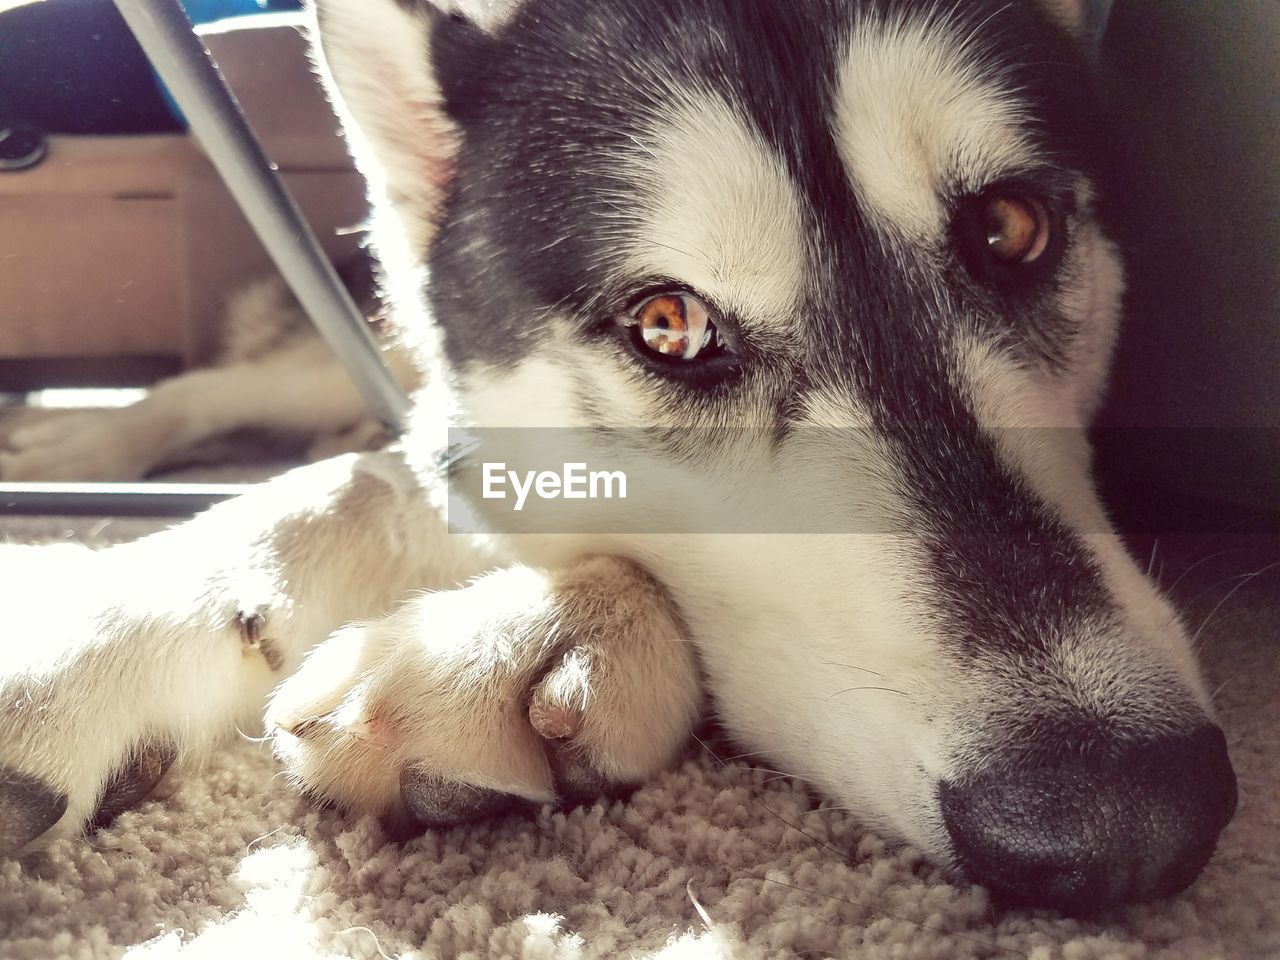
0;254;418;482
0;0;1238;915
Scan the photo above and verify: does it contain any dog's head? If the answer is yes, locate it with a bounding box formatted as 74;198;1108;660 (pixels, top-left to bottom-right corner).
311;0;1236;913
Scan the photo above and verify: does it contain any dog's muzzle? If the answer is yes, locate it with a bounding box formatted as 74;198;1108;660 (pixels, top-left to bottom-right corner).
939;724;1237;914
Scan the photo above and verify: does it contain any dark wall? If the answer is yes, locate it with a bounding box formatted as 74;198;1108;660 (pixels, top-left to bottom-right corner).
1097;0;1279;521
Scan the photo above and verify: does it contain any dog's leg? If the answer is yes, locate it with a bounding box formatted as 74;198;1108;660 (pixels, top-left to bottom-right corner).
0;340;413;482
0;450;487;852
266;555;704;834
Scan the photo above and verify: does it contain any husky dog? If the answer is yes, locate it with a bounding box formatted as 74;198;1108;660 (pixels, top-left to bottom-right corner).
0;254;418;482
0;0;1237;915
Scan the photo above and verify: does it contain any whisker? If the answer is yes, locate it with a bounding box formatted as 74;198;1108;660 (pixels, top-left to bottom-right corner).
1208;676;1237;704
1184;563;1274;612
717;747;780;763
337;926;394;960
686;879;715;930
819;660;888;679
692;733;848;862
234;725;275;745
1189;560;1280;648
751;799;850;862
756;769;818;787
823;685;908;702
1165;547;1245;594
246;825;287;849
1179;515;1266;564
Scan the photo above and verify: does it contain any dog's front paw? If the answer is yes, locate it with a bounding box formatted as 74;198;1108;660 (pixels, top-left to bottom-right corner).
0;540;292;854
266;558;703;834
0;410;149;482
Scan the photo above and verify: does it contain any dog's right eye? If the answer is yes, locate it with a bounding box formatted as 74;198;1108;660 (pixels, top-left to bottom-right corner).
624;293;725;362
953;188;1063;287
983;193;1051;264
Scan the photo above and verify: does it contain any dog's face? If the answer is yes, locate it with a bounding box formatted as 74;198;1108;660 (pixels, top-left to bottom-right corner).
313;0;1236;913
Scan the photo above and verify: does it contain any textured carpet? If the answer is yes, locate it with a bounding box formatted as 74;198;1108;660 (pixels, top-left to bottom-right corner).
0;516;1276;960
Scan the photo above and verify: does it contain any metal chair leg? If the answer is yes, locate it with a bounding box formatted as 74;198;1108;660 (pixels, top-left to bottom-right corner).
0;2;411;518
111;0;411;434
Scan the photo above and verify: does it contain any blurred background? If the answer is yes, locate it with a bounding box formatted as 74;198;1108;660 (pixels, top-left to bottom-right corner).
1097;0;1279;533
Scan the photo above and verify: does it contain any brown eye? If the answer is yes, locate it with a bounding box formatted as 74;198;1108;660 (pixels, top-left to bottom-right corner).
982;193;1051;264
629;293;720;361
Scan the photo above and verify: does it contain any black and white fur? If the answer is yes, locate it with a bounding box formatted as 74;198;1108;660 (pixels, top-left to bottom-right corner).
0;0;1237;915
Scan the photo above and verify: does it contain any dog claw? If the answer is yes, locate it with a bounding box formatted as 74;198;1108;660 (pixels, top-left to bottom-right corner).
529;644;591;741
0;769;68;855
236;608;282;671
276;716;322;740
397;766;523;831
90;742;176;830
529;698;584;741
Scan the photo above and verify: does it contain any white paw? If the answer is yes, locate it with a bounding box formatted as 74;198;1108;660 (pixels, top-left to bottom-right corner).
0;450;485;853
266;558;703;833
1;411;148;482
0;542;291;853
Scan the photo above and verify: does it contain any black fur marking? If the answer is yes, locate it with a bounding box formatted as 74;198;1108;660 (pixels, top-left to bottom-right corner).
425;0;1118;653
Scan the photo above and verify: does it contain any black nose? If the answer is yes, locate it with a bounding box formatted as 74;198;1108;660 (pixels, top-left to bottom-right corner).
939;724;1237;914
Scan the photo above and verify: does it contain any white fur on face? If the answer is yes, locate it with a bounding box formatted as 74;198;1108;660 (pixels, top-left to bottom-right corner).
457;357;588;429
954;337;1209;713
832;12;1037;243
1055;220;1126;420
621;93;810;335
616;529;955;854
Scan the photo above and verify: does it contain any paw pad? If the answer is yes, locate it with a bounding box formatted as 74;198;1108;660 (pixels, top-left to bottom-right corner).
90;742;176;830
397;766;523;830
0;768;68;854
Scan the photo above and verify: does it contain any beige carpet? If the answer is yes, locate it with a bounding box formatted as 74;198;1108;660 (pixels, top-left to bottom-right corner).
0;516;1277;960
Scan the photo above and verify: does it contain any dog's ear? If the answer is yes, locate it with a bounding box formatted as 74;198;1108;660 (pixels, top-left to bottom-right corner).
1035;0;1114;50
308;0;497;249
